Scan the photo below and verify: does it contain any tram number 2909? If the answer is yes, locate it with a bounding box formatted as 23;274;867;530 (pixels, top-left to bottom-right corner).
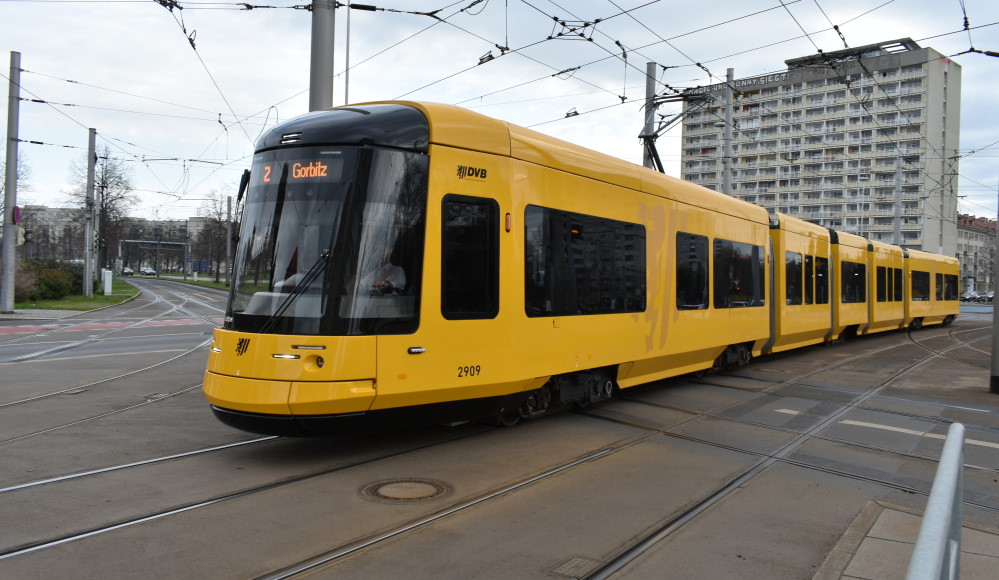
457;365;482;378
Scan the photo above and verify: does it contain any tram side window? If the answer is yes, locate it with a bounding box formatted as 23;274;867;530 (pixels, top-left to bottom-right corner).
841;261;866;303
676;232;709;310
944;274;959;300
525;205;647;317
713;239;765;308
442;195;499;319
911;270;930;301
815;257;829;304
805;255;815;305
935;273;944;301
785;252;803;305
876;266;888;302
893;268;903;301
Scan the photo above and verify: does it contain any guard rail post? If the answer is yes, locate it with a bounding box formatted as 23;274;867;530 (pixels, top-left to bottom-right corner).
904;422;965;580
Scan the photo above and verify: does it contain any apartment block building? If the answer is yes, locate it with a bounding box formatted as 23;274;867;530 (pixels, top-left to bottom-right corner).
957;213;996;293
680;38;960;256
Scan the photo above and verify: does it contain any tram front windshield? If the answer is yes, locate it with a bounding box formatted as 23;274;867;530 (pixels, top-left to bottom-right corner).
227;146;428;335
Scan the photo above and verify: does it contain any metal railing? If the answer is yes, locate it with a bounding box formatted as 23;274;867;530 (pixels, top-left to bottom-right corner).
905;422;965;580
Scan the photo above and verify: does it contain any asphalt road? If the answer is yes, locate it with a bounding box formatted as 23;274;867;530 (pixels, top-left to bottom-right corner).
1;288;997;579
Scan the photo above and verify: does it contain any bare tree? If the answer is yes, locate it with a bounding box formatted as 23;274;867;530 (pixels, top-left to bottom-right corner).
67;145;137;269
1;149;32;216
195;190;232;283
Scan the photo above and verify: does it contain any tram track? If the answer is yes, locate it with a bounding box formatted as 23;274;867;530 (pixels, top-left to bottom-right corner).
904;322;993;369
0;312;991;576
0;280;224;349
0;282;223;410
0;295;216;362
0;383;205;446
647;321;999;438
0;435;276;494
214;323;991;579
0;295;156;346
583;323;998;579
0;336;212;411
218;322;999;579
0;424;504;562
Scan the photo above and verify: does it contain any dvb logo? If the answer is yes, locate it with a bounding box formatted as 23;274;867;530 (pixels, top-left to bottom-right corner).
457;165;488;180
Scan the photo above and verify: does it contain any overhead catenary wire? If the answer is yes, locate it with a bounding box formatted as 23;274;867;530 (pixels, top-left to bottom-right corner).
3;0;997;221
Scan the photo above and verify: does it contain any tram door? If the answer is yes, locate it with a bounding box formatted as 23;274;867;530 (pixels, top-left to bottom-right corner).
374;194;504;413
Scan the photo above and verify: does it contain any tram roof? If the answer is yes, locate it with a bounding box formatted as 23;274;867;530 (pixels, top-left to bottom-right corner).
906;248;959;265
773;213;832;240
869;239;906;257
385;101;770;225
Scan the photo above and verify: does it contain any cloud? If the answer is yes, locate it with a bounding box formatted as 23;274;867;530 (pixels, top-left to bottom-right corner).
2;0;997;218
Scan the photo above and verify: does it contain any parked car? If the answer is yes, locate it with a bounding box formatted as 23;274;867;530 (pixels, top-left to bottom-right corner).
121;267;134;276
983;291;996;303
139;267;156;276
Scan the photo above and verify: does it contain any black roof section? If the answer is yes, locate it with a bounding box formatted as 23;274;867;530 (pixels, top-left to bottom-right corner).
255;104;430;153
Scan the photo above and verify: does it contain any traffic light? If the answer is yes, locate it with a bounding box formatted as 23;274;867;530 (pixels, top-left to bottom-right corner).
16;226;24;246
23;228;31;243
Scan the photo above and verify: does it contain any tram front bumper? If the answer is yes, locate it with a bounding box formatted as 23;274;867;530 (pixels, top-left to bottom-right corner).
203;372;376;416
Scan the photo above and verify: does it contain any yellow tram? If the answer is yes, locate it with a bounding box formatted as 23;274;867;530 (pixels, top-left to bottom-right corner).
203;102;959;435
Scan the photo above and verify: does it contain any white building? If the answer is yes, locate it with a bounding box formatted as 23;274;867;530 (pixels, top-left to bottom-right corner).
680;38;960;256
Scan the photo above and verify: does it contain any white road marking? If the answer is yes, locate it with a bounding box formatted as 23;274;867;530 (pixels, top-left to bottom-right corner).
775;410;998;450
0;349;188;365
840;419;999;449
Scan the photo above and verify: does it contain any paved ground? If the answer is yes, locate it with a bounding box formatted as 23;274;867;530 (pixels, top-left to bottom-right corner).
1;298;997;578
816;502;999;579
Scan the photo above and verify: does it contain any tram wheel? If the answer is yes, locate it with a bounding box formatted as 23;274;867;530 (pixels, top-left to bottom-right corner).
495;410;520;427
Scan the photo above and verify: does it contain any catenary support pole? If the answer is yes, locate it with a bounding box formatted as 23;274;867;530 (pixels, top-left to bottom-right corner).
722;68;734;196
345;0;351;105
893;162;903;245
991;182;999;393
83;128;96;297
309;0;335;112
642;62;657;170
226;195;232;286
1;51;21;313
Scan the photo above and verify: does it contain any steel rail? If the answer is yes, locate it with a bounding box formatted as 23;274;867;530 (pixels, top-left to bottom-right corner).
0;435;276;494
0;425;550;562
0;384;204;446
584;324;987;579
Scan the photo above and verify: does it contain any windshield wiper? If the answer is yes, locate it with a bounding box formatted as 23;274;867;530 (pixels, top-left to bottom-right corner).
259;249;331;334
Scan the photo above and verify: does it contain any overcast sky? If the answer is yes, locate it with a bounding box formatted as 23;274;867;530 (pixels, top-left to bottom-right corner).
2;0;997;220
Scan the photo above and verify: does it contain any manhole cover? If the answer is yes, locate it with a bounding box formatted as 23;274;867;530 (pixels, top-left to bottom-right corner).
359;478;452;504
